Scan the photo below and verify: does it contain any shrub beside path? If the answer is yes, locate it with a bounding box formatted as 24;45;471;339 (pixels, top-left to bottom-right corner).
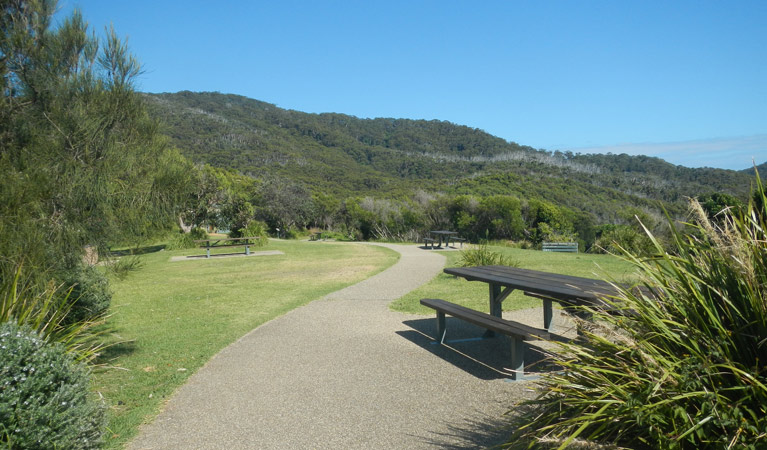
129;243;535;449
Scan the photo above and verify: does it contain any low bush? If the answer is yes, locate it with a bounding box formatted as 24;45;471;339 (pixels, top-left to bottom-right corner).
591;224;653;256
59;265;111;324
458;241;519;267
511;179;767;449
165;227;209;250
232;220;268;246
0;321;106;449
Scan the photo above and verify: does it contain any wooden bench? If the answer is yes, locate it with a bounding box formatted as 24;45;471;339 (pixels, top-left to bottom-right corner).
423;237;438;249
420;298;550;380
542;242;578;253
194;237;258;258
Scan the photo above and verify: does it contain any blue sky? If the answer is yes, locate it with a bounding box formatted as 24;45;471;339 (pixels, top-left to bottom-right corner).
57;1;766;170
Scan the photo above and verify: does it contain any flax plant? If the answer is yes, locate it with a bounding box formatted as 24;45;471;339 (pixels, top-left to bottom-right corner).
512;176;767;449
1;266;105;363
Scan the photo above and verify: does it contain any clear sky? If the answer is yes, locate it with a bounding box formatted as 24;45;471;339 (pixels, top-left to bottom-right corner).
57;0;766;170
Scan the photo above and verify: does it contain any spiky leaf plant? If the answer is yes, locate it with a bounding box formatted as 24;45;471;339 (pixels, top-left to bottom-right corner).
458;240;519;267
1;267;105;363
511;175;767;449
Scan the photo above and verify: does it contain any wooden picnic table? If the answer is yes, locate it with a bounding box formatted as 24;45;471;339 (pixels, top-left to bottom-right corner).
421;265;648;380
443;265;630;332
429;230;458;248
194;237;259;258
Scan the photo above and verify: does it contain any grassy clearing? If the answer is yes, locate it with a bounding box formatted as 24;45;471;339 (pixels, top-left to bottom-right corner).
390;245;638;315
93;240;398;449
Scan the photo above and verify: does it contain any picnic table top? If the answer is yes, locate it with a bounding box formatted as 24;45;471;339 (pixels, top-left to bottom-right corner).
443;265;630;308
193;236;258;243
429;230;458;235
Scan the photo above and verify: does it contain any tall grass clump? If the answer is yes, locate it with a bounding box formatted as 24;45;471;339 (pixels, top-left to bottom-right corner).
458;240;519;267
512;176;767;449
1;267;104;363
165;227;209;250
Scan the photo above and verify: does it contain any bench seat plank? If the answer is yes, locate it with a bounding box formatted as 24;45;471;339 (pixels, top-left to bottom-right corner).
420;298;549;381
420;298;549;340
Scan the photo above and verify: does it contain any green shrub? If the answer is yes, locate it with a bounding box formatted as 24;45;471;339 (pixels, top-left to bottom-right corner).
59;265;111;325
165;227;208;250
512;182;767;449
458;241;519;267
0;321;106;449
591;224;653;256
232;220;268;246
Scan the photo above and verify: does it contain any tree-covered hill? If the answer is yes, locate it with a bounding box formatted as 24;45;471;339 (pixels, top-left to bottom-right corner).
145;91;755;222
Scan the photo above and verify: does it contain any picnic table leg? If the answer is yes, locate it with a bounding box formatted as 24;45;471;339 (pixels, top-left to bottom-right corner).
543;298;554;332
484;283;515;337
509;337;525;381
484;284;503;337
436;311;446;344
246;244;250;256
206;244;211;259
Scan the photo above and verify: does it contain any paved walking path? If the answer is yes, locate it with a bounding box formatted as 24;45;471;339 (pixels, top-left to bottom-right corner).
129;243;555;449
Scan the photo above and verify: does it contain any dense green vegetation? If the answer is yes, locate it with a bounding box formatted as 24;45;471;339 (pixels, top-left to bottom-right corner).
3;1;764;448
1;1;190;447
510;182;767;448
1;1;191;308
145;91;758;251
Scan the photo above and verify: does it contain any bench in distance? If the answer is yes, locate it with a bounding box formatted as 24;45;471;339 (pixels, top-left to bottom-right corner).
542;242;578;253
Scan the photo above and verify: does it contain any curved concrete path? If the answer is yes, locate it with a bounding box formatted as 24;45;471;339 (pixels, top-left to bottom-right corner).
129;243;538;449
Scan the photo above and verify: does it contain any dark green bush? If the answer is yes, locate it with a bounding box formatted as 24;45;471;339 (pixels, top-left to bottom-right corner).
591;224;653;256
59;265;111;325
0;321;105;449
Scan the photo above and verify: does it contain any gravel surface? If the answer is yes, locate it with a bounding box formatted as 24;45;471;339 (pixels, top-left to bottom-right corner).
129;243;574;449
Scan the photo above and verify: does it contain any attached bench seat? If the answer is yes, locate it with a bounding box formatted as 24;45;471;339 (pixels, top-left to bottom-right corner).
451;237;467;248
420;298;550;380
423;237;438;249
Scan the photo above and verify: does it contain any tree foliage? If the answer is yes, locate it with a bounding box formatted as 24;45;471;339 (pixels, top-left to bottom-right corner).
0;1;191;296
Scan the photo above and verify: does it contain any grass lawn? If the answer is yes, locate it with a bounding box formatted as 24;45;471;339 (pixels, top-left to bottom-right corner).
390;245;639;315
93;240;398;449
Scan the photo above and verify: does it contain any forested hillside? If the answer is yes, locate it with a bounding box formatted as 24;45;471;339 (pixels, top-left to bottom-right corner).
146;91;754;223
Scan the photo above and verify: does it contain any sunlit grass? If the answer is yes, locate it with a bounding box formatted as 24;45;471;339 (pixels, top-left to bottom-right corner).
93;240;398;448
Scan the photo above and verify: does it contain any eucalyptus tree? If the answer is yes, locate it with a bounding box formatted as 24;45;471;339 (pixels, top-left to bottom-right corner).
1;1;191;301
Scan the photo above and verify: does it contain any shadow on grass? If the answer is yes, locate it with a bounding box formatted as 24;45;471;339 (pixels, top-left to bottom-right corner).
94;341;137;366
108;244;166;257
398;318;562;381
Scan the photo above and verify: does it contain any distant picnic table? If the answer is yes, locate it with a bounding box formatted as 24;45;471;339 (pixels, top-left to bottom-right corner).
194;237;260;258
424;230;465;249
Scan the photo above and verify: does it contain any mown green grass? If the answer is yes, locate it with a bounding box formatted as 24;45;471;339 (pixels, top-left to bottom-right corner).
390;245;638;315
93;240;398;449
